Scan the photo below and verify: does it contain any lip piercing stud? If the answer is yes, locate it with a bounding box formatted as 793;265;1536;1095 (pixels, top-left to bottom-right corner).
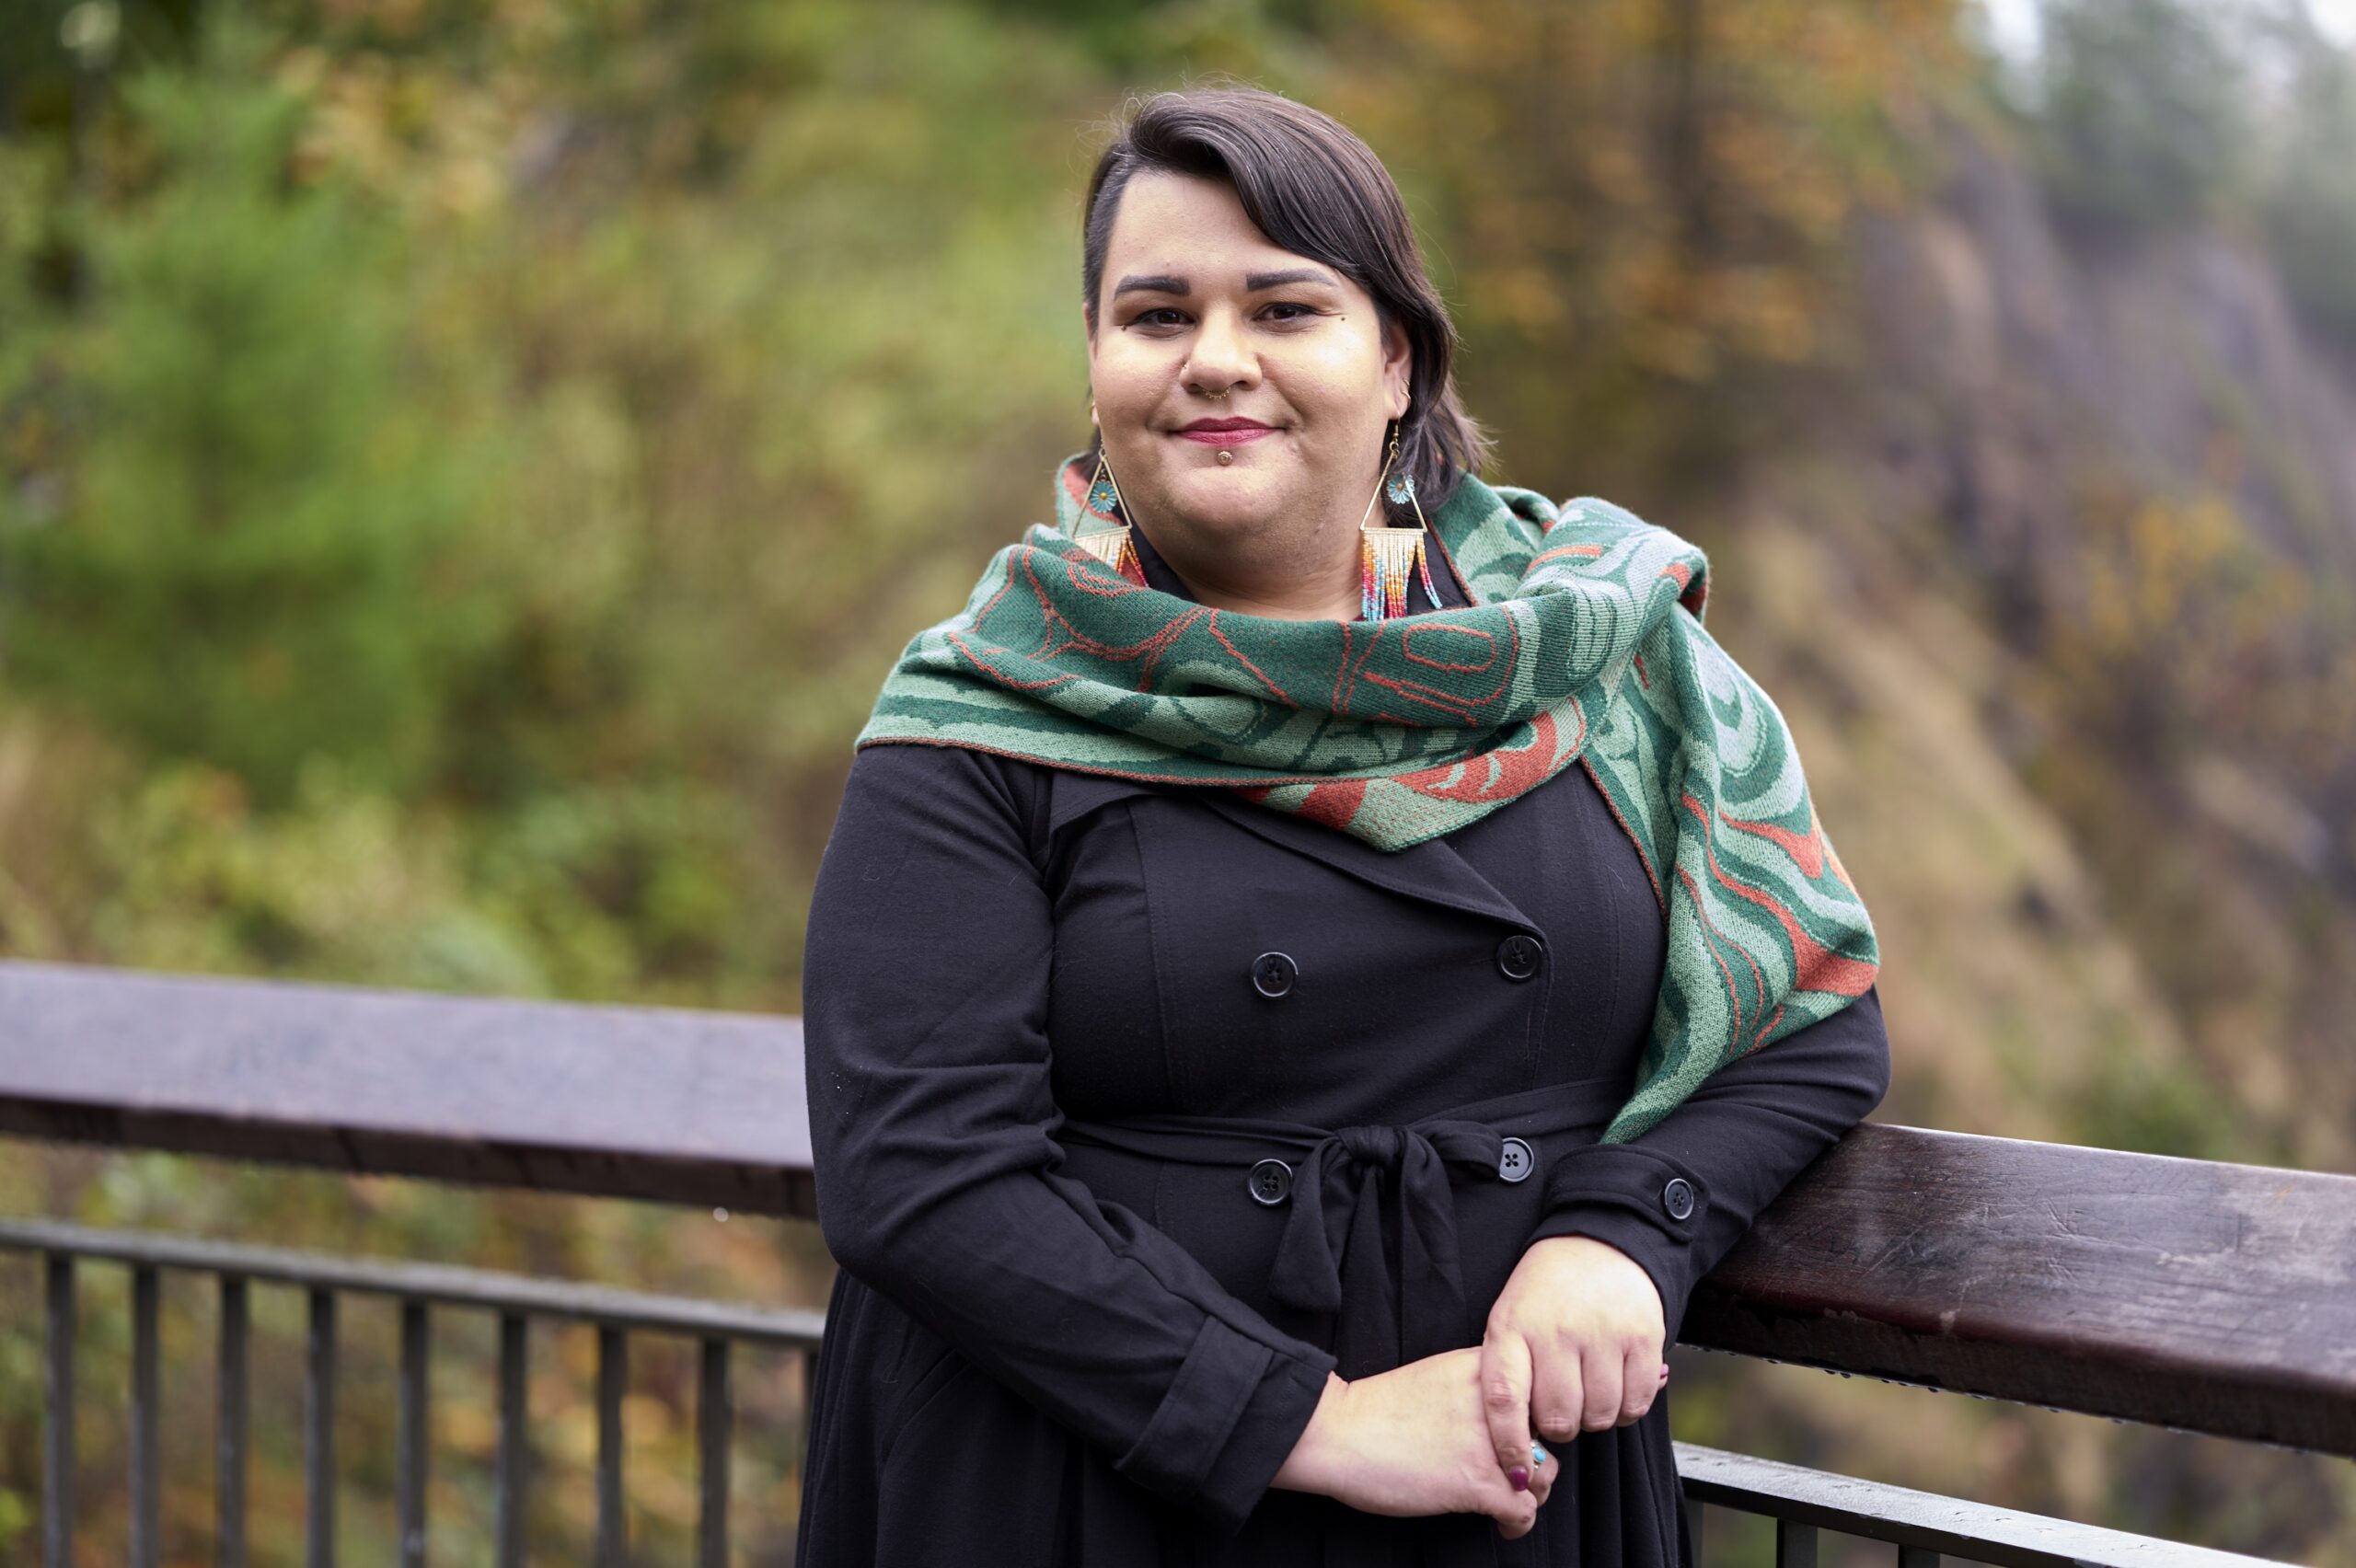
1216;450;1233;465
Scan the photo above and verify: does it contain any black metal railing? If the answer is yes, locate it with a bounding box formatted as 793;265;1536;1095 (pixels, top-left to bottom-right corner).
0;958;2347;1565
4;1216;822;1567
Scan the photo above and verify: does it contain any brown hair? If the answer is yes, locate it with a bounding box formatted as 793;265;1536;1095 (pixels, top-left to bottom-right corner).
1079;83;1492;523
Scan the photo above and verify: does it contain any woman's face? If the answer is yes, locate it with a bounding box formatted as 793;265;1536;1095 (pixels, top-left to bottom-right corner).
1085;170;1410;592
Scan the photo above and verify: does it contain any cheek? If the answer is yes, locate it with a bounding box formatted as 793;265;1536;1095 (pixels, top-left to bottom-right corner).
1287;337;1390;410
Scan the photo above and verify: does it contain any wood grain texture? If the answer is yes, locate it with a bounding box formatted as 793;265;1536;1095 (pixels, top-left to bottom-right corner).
0;959;814;1217
2;959;2349;1457
1685;1122;2356;1457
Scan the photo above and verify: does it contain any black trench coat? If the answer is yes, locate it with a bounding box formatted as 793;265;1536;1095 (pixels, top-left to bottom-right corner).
798;518;1891;1567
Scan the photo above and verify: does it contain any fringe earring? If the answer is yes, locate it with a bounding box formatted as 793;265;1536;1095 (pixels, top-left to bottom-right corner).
1075;446;1148;586
1359;421;1438;620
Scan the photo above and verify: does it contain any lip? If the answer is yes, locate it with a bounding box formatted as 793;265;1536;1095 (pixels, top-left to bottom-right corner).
1174;419;1277;447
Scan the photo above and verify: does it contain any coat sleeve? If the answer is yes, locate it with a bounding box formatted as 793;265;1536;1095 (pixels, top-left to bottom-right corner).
803;739;1336;1536
1525;985;1891;1346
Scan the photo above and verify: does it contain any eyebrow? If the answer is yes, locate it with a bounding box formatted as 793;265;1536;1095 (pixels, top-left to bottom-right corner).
1111;267;1341;298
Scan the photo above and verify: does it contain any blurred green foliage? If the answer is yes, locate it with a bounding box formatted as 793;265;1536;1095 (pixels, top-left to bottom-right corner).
4;30;498;803
2030;0;2252;229
2266;27;2356;338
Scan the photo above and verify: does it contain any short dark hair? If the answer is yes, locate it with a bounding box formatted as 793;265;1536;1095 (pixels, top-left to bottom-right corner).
1079;83;1492;522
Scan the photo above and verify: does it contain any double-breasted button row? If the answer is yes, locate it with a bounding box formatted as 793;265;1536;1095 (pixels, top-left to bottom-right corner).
1250;941;1543;994
1244;1142;1540;1206
1496;933;1543;982
1661;1177;1696;1221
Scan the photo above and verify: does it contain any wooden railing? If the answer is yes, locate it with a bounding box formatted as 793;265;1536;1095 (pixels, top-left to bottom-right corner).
0;957;2348;1565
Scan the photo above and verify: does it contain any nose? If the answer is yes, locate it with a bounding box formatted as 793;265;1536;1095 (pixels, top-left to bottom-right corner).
1184;306;1259;398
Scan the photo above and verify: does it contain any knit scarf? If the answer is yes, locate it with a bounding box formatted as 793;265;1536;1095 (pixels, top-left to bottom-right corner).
858;452;1880;1142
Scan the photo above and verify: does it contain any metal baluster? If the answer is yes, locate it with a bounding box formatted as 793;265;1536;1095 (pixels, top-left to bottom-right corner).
130;1264;160;1568
1776;1517;1819;1568
496;1311;527;1568
398;1300;429;1568
306;1288;337;1568
697;1338;730;1568
1898;1548;1940;1568
42;1253;74;1568
219;1274;248;1568
596;1325;627;1567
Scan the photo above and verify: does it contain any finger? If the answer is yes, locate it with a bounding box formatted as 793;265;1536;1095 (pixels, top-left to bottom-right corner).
1481;1332;1535;1481
1480;1465;1541;1539
1530;1342;1583;1448
1620;1342;1657;1424
1525;1431;1560;1509
1580;1340;1624;1434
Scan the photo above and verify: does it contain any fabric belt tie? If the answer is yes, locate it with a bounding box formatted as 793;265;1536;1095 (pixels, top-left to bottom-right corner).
1265;1118;1506;1377
1058;1075;1628;1383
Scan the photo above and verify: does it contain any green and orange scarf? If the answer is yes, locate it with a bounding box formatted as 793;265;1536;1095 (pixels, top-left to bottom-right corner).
857;452;1879;1141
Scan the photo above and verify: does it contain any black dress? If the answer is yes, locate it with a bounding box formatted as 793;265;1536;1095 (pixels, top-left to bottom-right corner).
797;516;1891;1566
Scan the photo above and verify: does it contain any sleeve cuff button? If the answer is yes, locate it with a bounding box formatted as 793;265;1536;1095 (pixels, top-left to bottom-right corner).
1661;1177;1696;1220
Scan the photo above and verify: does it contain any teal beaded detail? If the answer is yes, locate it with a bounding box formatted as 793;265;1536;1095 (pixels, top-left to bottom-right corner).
1385;471;1415;506
1086;478;1121;515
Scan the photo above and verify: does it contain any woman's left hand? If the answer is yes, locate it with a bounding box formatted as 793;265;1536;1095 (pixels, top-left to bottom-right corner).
1479;1235;1669;1496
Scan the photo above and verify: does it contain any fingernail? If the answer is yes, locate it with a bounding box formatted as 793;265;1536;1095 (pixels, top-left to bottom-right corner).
1508;1467;1530;1492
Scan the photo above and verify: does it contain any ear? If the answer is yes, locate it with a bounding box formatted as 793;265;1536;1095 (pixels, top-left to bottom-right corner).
1380;315;1413;419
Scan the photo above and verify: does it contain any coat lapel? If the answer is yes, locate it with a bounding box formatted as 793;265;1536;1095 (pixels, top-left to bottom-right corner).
1047;767;1535;931
1191;790;1536;930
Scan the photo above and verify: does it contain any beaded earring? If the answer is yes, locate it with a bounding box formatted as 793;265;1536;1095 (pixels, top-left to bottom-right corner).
1075;444;1148;586
1358;419;1438;620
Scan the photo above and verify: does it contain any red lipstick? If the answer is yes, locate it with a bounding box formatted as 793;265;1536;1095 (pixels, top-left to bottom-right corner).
1175;418;1276;447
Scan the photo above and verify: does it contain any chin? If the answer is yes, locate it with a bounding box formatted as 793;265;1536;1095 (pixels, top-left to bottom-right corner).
1164;468;1280;533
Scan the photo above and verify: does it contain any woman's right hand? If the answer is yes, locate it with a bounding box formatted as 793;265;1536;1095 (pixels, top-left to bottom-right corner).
1269;1350;1546;1536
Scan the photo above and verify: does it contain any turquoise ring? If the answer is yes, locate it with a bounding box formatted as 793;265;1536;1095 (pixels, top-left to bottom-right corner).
1531;1443;1552;1468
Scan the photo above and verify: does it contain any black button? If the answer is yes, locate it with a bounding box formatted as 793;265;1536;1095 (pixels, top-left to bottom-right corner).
1496;934;1543;982
1251;951;1297;999
1661;1177;1695;1221
1497;1137;1536;1184
1248;1159;1293;1206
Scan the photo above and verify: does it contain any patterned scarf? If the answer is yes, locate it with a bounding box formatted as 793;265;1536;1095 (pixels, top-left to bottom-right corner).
858;452;1879;1140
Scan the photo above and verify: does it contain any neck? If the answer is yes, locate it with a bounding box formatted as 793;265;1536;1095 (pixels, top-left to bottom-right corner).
1131;499;1370;624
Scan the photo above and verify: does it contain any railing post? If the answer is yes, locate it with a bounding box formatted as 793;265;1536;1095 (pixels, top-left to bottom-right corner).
42;1252;74;1568
130;1263;160;1568
597;1325;629;1567
219;1274;248;1568
497;1310;529;1568
1778;1517;1819;1568
398;1298;429;1568
699;1336;731;1568
306;1287;337;1568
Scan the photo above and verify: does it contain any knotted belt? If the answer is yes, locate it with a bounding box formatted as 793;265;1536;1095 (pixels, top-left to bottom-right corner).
1059;1074;1629;1381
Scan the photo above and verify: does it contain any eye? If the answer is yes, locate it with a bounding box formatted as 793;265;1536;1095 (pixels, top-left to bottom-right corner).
1126;302;1322;330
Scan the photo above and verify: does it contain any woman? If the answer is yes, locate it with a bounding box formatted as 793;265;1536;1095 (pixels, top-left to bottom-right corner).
798;85;1888;1566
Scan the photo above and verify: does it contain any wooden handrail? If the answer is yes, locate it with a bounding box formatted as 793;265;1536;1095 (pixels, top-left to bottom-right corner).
1;958;2349;1459
0;959;813;1217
